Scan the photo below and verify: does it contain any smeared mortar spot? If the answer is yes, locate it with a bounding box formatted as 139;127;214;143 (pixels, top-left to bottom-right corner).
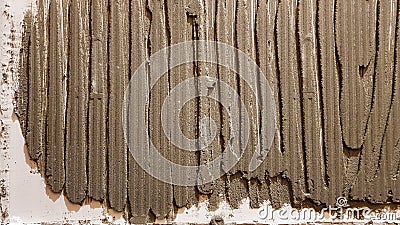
210;215;224;225
45;186;61;202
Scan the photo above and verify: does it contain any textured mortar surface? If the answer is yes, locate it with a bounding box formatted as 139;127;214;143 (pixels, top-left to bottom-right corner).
3;0;400;224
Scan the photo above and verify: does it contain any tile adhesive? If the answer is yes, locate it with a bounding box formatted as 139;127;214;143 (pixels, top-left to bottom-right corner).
10;0;400;223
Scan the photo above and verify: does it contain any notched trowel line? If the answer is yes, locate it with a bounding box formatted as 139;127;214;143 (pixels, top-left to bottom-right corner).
65;0;90;204
17;0;400;223
107;0;129;212
47;0;66;193
88;0;108;203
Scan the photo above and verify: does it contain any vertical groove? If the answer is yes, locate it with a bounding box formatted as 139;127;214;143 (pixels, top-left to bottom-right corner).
315;0;329;188
105;0;111;207
294;0;309;193
274;0;284;155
